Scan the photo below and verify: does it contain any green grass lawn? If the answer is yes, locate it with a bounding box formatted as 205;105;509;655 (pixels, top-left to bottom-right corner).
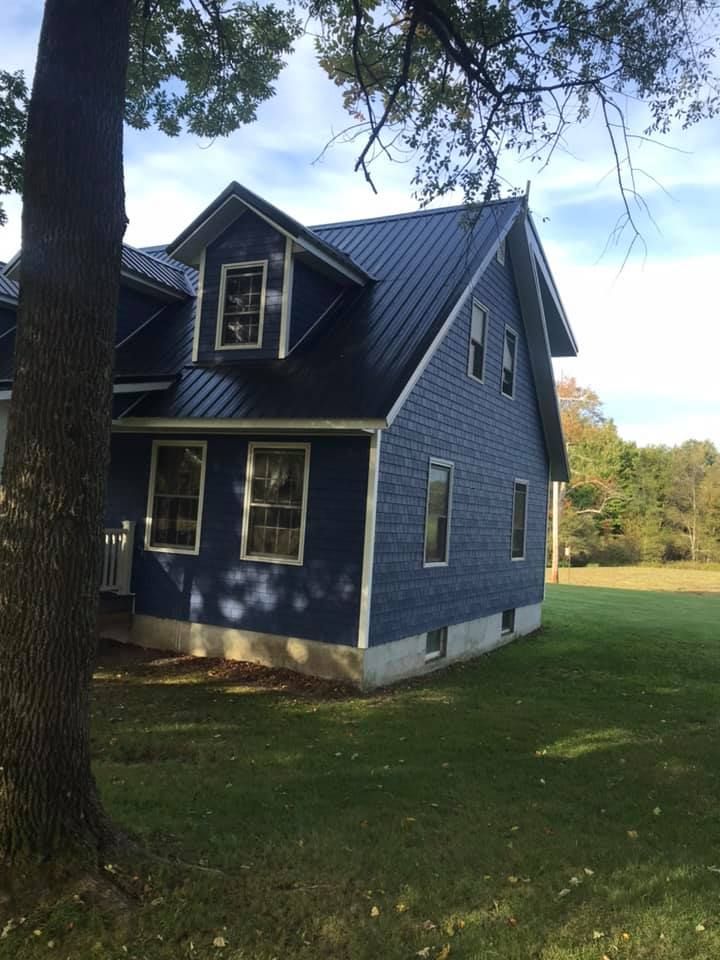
5;585;720;960
547;564;720;593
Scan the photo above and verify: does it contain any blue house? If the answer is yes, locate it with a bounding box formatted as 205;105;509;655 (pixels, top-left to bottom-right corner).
0;183;577;687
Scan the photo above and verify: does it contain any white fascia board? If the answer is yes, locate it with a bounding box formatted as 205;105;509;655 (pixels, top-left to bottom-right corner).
386;205;524;426
112;417;387;434
113;381;174;394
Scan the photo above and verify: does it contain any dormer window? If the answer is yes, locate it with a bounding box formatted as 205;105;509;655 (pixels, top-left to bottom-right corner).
216;260;267;349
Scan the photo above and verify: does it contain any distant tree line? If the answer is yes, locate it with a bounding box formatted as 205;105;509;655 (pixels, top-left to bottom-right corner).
554;378;720;566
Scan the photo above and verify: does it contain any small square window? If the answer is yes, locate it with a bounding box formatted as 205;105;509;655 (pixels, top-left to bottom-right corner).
426;627;447;661
501;328;517;398
501;609;515;635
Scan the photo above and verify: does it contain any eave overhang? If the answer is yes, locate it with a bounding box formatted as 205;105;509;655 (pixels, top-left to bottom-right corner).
166;181;372;286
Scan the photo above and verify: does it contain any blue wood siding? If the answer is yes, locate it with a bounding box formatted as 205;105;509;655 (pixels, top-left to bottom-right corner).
105;433;369;646
369;254;549;646
197;210;285;362
289;260;345;350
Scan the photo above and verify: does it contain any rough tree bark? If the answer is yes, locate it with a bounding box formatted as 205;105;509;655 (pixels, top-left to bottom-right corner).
0;0;131;861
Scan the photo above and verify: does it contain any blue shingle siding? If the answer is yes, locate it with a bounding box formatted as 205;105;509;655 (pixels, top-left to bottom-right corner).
289;260;345;350
105;433;370;646
369;253;549;646
197;210;286;363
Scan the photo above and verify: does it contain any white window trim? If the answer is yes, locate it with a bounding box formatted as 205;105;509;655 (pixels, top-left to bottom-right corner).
467;298;489;384
496;237;506;265
144;439;208;556
240;441;311;566
215;260;268;351
425;626;448;662
511;478;529;561
501;324;518;400
501;608;516;635
423;458;454;568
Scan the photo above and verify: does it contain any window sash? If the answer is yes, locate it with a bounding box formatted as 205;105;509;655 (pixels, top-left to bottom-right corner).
243;446;309;563
148;443;206;552
511;481;528;559
426;627;447;661
469;301;487;381
424;462;452;564
217;262;266;348
502;329;517;397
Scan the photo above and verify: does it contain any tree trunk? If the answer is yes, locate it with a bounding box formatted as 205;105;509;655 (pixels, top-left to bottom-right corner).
0;0;131;860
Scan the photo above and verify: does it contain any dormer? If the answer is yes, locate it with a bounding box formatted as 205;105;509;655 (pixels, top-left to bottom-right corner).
166;182;371;364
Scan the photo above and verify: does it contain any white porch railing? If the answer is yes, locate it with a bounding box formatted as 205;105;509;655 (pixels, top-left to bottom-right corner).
101;520;136;594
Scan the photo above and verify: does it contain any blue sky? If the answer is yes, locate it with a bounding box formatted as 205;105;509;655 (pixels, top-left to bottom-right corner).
2;2;720;448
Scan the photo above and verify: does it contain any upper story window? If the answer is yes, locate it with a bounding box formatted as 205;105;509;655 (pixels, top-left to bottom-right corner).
241;443;310;565
216;261;267;350
468;300;488;383
496;237;506;265
145;440;207;555
511;480;528;560
424;459;453;566
501;327;517;398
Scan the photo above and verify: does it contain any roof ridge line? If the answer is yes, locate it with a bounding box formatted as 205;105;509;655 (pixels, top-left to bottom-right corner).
310;197;520;231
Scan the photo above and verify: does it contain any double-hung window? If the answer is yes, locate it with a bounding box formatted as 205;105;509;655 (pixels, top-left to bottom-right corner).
501;327;517;398
468;300;488;382
216;261;267;349
241;444;310;565
424;460;453;565
146;441;207;554
511;480;528;560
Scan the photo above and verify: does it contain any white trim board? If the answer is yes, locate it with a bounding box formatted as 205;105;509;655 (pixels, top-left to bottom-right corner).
357;430;381;649
191;248;206;362
113;417;386;434
278;237;294;359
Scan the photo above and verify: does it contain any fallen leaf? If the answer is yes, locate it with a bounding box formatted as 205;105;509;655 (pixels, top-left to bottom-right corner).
395;902;408;913
696;924;706;933
584;867;595;876
558;889;571;898
653;806;662;816
0;920;15;939
507;876;519;885
569;876;581;886
421;920;437;931
212;936;227;948
507;917;518;927
621;932;631;941
416;949;431;959
627;830;639;840
436;945;451;960
592;930;605;939
370;906;381;918
708;866;720;874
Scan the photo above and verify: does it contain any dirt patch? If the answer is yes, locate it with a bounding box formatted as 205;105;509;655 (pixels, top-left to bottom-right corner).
95;638;362;700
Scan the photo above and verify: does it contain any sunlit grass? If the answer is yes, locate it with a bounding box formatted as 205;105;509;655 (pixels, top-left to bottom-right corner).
547;564;720;592
4;584;720;959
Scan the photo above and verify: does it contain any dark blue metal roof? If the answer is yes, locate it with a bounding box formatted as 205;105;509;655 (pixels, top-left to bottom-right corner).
0;271;18;304
121;244;194;296
121;198;524;420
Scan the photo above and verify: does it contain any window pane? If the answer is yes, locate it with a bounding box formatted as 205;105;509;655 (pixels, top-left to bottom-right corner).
502;330;516;396
245;448;307;561
155;445;203;496
471;342;484;380
425;464;451;563
511;483;527;558
151;495;199;548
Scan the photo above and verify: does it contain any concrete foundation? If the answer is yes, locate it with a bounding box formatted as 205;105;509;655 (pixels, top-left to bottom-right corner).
126;601;542;688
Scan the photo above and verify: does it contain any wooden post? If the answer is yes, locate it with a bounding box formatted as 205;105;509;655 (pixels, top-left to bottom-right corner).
118;520;136;595
549;481;560;584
